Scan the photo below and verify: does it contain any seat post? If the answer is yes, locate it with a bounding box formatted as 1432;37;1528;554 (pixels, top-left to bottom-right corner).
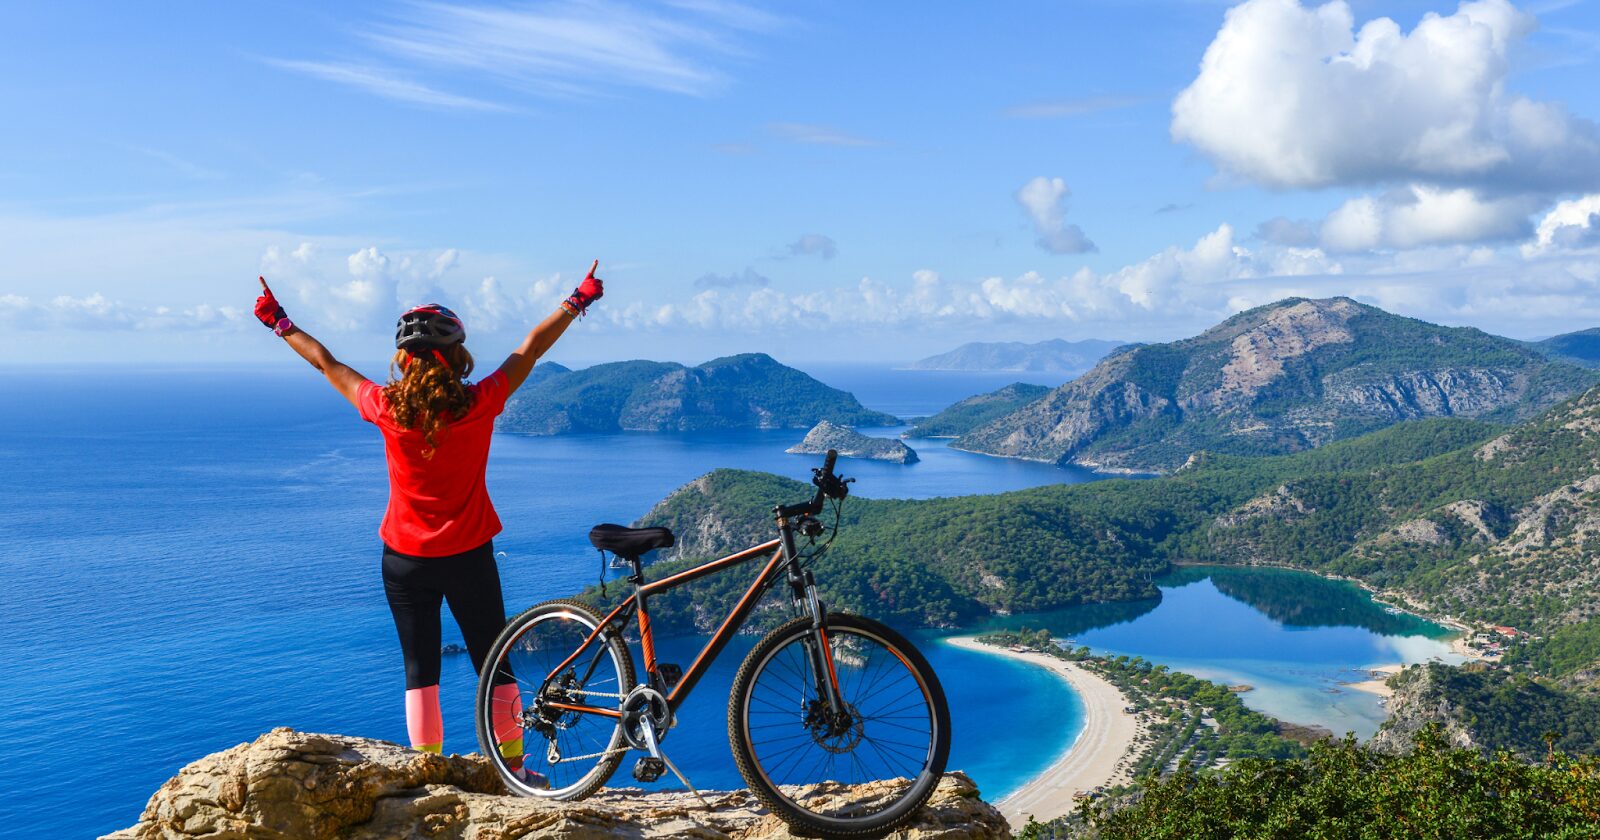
627;555;645;585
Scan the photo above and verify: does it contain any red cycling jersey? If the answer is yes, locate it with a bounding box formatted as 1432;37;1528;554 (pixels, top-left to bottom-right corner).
357;370;509;557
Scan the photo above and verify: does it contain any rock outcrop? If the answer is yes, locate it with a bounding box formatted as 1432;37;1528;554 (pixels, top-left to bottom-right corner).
105;728;1008;840
787;421;919;463
953;297;1597;474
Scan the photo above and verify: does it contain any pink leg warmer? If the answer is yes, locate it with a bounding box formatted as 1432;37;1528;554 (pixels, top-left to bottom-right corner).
491;683;525;769
405;685;444;752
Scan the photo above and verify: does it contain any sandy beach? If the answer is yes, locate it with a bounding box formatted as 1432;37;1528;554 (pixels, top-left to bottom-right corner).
944;636;1140;830
1343;663;1403;698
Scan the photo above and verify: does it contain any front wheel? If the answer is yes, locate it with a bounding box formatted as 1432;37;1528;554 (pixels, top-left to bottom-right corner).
729;613;951;838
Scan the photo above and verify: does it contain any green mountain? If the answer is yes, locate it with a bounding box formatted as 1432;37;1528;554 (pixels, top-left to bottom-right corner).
496;353;897;434
1532;327;1600;369
905;382;1051;438
617;379;1600;686
905;338;1124;373
954;297;1597;474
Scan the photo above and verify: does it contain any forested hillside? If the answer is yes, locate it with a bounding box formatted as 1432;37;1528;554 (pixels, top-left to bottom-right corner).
905;382;1050;438
611;382;1600;687
496;353;896;434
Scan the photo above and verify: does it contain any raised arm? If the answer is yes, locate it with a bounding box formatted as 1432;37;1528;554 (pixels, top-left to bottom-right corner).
255;277;366;407
498;260;604;393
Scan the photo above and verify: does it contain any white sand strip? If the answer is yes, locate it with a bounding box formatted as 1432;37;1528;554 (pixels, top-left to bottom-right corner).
944;636;1140;830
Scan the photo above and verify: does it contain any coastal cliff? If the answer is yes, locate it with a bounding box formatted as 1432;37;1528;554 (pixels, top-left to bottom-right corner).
788;421;918;463
952;297;1596;473
104;729;1008;840
496;353;896;435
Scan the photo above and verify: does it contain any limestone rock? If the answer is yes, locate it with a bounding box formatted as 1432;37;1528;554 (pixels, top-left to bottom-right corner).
105;728;1007;840
788;421;919;464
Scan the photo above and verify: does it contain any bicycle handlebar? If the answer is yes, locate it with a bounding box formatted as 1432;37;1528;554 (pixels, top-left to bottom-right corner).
777;450;850;518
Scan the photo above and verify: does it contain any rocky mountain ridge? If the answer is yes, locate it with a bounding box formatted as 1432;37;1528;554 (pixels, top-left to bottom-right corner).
105;728;1007;840
953;297;1597;474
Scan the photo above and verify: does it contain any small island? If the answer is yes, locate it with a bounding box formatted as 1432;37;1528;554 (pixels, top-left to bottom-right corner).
787;421;919;463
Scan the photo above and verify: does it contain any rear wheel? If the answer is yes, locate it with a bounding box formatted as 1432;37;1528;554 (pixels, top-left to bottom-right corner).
729;613;951;838
475;598;634;800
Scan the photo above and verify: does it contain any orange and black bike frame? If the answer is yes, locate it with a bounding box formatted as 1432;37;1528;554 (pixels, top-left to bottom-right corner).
536;497;847;721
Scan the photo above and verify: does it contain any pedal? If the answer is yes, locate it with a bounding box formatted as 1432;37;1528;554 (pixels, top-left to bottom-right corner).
657;663;683;690
633;756;665;783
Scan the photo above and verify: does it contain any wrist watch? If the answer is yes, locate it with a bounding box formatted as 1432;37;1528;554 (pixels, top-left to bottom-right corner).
274;317;297;337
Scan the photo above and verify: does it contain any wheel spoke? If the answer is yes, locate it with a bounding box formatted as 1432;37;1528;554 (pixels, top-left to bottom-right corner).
737;621;944;827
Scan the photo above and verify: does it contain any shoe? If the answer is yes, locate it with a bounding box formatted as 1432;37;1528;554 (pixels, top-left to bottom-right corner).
513;766;551;790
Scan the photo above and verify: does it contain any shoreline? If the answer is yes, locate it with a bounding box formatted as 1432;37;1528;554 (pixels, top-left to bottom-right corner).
1342;663;1404;698
944;636;1140;830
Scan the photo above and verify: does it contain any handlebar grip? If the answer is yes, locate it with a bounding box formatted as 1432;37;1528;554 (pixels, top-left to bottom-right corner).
823;449;838;476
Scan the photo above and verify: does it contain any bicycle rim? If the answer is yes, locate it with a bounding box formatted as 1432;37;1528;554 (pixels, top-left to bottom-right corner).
481;605;629;798
734;617;946;831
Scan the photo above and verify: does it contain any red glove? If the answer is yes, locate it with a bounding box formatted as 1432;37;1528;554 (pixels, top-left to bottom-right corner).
562;260;604;316
254;277;294;335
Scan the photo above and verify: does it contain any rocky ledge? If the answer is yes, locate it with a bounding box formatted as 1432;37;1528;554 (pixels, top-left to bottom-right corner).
787;421;919;464
105;728;1006;839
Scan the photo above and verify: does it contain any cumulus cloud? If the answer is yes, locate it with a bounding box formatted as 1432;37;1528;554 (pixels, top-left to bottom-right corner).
1319;185;1539;251
1172;0;1600;192
1016;176;1098;255
601;225;1342;335
1524;194;1600;255
786;234;837;259
3;293;246;331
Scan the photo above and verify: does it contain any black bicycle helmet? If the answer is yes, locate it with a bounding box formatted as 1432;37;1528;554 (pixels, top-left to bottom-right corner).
395;303;465;352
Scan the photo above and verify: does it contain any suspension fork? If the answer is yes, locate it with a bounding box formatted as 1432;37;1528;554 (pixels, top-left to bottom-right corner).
780;520;845;715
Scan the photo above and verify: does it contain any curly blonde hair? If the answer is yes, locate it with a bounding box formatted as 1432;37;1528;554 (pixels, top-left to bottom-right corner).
383;344;476;459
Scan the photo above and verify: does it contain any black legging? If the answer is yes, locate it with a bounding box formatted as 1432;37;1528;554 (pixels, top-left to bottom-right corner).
382;540;514;689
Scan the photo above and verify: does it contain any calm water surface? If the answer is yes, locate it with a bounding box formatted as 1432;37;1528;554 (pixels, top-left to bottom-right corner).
2;365;1456;836
0;366;1085;836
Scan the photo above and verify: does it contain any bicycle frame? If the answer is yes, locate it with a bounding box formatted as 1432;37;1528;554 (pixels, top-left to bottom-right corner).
536;512;842;723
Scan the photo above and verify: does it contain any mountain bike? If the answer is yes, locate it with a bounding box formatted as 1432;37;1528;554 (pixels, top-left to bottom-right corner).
475;450;951;838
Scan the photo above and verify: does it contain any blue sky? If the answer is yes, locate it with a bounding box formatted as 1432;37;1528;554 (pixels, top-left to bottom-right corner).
6;0;1600;366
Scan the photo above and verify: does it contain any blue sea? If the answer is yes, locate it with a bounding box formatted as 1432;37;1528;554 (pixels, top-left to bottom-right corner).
1;364;1455;836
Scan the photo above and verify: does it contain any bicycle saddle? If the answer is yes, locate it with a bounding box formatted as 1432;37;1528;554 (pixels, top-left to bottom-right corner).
589;523;675;558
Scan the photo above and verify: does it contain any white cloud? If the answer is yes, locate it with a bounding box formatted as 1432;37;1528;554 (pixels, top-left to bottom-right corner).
607;224;1330;334
1319;185;1538;251
265;60;510;112
1016;176;1098;255
1524;193;1600;255
1172;0;1600;192
2;292;247;332
786;234;837;259
274;0;786;110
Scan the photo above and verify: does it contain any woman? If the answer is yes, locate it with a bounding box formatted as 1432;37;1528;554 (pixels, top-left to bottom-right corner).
254;262;604;784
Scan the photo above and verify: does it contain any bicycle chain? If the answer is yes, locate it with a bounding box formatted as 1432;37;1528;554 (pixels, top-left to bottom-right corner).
551;746;629;764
